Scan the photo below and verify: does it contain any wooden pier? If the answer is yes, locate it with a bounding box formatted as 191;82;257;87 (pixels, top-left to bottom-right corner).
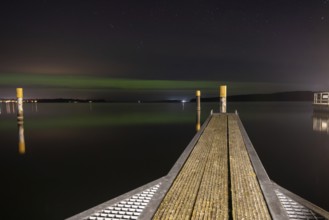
68;113;329;220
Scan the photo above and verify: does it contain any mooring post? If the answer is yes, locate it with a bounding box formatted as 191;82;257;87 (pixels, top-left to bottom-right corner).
220;85;227;113
16;88;24;121
196;90;201;131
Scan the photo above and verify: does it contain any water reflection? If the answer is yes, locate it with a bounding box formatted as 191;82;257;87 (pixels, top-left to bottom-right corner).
313;111;329;133
0;102;39;115
12;102;16;114
196;110;201;131
182;101;186;110
7;102;12;114
31;102;38;112
18;122;26;154
0;101;18;114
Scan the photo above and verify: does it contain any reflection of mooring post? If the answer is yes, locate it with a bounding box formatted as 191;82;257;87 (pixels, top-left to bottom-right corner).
17;88;24;121
18;123;26;154
196;90;201;131
220;85;227;113
196;90;201;111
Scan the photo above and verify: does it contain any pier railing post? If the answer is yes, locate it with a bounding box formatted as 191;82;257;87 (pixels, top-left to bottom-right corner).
220;85;227;113
196;90;201;131
16;88;24;121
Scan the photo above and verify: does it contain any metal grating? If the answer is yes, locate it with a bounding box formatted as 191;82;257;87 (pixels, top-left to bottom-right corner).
275;190;327;220
84;184;160;220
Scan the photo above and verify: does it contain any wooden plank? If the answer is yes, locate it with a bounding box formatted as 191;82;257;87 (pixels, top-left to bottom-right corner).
228;114;271;220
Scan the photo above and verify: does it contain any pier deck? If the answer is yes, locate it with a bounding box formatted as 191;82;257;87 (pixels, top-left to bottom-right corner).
68;113;329;220
152;114;273;219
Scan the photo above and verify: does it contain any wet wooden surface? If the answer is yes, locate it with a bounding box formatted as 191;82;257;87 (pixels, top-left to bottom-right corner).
153;114;271;220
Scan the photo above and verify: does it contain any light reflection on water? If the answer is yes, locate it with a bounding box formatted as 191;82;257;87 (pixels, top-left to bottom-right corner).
18;122;26;154
0;101;39;115
2;102;16;114
0;102;328;219
313;111;329;133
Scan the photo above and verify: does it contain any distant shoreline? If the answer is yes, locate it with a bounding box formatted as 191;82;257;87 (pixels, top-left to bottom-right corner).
0;91;315;103
190;91;314;102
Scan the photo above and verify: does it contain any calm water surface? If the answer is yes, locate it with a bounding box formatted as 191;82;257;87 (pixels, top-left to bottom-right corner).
0;102;328;219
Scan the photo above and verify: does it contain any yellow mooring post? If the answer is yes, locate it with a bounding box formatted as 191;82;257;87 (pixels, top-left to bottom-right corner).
220;85;227;113
196;90;201;131
16;88;24;121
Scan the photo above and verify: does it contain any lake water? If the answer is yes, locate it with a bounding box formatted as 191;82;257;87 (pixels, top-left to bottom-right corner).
0;102;328;219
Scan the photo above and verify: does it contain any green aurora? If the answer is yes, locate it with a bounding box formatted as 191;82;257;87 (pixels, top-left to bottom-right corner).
0;74;219;89
0;74;308;95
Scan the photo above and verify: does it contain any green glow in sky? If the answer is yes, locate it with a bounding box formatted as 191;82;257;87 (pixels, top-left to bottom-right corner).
0;74;220;90
0;74;309;97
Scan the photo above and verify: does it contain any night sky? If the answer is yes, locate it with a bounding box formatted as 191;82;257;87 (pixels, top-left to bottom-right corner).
0;0;328;100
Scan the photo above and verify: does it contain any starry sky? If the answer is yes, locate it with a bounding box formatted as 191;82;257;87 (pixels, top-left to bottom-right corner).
0;0;328;100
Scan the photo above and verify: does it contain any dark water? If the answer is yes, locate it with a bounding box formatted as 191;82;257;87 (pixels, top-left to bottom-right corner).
0;102;328;219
